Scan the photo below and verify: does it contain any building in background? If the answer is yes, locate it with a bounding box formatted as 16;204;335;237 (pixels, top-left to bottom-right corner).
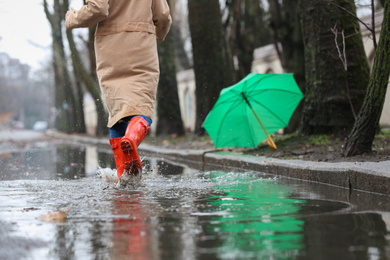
176;10;390;131
0;52;30;129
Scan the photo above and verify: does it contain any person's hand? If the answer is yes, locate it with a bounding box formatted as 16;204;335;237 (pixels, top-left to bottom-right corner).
65;7;76;19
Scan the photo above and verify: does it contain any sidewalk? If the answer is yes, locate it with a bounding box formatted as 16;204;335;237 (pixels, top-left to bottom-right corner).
1;130;388;196
44;130;390;196
140;144;390;196
0;129;47;142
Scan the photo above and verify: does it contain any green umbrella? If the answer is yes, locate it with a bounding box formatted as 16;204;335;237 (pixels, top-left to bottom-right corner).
203;73;303;149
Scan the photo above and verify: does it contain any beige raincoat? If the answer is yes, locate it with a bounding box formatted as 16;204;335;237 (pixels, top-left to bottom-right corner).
65;0;171;127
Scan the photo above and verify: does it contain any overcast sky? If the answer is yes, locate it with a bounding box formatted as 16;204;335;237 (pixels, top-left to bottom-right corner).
0;0;373;72
0;0;83;71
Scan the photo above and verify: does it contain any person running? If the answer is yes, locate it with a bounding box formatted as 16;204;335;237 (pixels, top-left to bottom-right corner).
65;0;172;180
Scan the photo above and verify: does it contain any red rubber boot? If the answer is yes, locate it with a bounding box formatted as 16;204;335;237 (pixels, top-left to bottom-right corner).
120;116;150;176
110;137;125;179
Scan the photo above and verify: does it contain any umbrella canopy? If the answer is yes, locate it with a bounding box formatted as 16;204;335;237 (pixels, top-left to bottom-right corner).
203;73;303;148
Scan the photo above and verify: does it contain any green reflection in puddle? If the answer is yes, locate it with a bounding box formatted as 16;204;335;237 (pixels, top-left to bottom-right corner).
205;171;306;259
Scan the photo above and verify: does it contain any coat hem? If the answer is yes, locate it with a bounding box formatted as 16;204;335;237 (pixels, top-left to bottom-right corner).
107;107;154;128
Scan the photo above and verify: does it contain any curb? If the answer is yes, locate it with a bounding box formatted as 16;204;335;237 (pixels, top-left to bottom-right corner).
46;131;390;196
139;144;390;196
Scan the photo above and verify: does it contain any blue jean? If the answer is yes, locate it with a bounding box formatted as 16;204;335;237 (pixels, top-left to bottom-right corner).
110;115;152;138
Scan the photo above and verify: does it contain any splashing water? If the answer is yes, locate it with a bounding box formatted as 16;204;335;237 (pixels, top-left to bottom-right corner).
1;145;389;260
98;167;117;182
117;171;143;189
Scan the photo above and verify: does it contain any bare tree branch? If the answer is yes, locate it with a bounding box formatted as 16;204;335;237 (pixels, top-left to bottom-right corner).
43;0;54;26
331;24;357;120
328;1;377;50
371;0;377;50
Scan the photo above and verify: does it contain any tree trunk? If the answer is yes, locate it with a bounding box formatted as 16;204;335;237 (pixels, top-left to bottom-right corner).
299;0;370;137
64;0;107;136
344;0;390;156
88;26;98;81
269;0;305;133
224;0;271;79
170;1;191;72
44;0;76;133
87;25;108;136
62;0;86;133
156;18;185;136
70;72;87;133
66;29;109;136
239;0;268;78
65;31;108;136
188;0;235;135
172;21;191;71
168;0;191;71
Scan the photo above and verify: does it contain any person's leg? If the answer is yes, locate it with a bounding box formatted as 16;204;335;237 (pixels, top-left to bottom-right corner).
109;121;129;180
109;136;125;179
110;120;129;139
120;116;151;176
135;115;152;127
109;116;152;179
110;116;152;139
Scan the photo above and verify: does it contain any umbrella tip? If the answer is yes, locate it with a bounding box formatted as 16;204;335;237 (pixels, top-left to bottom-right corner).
267;139;277;150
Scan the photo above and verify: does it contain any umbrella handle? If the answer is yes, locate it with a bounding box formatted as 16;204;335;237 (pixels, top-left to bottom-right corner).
250;107;277;150
242;92;277;150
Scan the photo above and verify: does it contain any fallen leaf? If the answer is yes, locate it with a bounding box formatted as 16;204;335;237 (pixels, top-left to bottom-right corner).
0;153;12;158
40;211;67;223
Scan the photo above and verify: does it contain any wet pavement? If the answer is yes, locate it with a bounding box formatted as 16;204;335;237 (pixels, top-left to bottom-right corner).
0;137;390;259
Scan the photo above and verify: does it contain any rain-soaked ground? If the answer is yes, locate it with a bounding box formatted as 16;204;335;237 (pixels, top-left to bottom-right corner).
0;142;390;260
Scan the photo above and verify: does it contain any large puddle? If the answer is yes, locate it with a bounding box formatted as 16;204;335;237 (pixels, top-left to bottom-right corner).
0;143;389;259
